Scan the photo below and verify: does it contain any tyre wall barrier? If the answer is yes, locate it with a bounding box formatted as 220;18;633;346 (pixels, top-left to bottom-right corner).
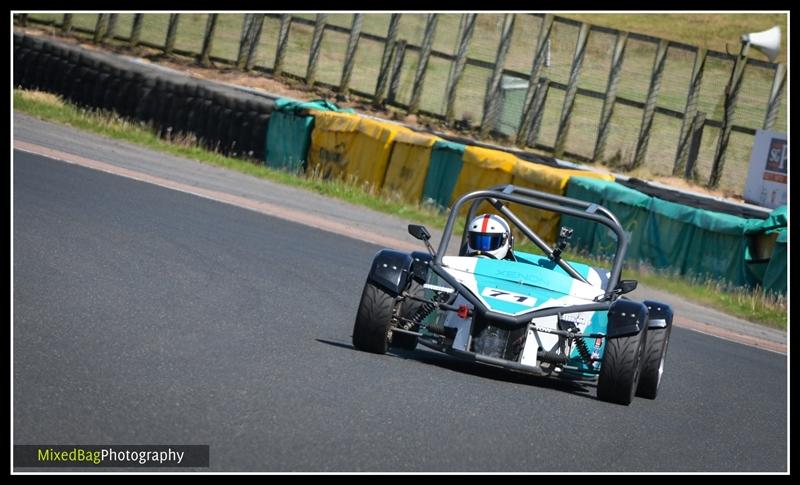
561;176;787;293
14;32;276;162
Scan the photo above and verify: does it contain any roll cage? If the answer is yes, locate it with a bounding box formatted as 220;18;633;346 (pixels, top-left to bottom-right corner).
424;184;630;330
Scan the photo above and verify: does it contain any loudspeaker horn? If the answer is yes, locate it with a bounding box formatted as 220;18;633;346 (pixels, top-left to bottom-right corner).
742;26;781;62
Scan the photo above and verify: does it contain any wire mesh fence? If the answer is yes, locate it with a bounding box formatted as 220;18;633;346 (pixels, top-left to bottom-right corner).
18;12;787;195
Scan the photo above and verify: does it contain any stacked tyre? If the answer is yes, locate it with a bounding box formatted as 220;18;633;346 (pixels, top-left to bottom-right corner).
14;31;277;162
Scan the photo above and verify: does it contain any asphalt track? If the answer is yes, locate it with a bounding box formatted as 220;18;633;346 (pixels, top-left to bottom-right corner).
13;147;787;472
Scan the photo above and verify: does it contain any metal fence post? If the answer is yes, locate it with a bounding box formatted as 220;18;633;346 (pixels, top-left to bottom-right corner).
273;14;292;76
387;40;407;104
554;22;590;157
61;14;73;34
444;13;477;124
517;14;554;146
305;14;328;87
593;31;628;163
130;14;143;47
673;48;707;175
199;14;218;66
164;14;180;55
685;111;706;181
408;13;439;115
632;39;669;169
527;77;550;147
245;14;265;71
339;14;364;96
480;14;516;137
373;14;401;106
709;44;749;188
93;14;109;44
763;63;786;131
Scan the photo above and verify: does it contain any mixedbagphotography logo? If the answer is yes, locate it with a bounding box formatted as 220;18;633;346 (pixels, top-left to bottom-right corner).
14;445;210;468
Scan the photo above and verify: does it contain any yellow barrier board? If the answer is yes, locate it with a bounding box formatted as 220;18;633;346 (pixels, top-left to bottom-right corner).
309;111;614;245
451;145;517;206
511;161;614;244
308;111;362;181
382;130;440;203
308;111;412;190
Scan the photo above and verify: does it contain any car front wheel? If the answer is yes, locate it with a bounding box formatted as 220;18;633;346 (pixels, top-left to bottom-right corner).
597;325;648;405
352;281;397;354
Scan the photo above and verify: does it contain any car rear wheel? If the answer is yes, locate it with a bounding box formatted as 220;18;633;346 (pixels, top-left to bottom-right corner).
352;282;397;354
597;326;648;405
636;324;671;399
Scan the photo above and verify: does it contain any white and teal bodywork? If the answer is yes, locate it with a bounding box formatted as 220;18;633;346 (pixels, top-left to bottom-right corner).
428;250;611;375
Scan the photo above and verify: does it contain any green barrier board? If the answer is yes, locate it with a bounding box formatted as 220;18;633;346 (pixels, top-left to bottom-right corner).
422;140;465;209
265;99;352;172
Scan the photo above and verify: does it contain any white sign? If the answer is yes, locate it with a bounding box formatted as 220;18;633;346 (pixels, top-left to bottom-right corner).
744;130;787;208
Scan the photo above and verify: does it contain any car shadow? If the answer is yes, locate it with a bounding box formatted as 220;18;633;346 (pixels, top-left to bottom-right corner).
315;338;595;400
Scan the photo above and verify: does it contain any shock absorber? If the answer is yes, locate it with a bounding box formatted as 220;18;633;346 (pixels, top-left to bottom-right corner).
573;334;592;363
410;302;436;326
419;290;453;334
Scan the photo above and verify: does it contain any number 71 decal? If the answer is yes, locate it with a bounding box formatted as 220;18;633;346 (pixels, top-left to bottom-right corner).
481;287;537;307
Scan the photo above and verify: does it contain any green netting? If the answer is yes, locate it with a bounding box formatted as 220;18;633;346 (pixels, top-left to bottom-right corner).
562;177;651;263
744;205;788;234
422;140;465;208
562;176;779;289
646;198;752;285
744;206;787;294
265;98;353;172
762;229;787;295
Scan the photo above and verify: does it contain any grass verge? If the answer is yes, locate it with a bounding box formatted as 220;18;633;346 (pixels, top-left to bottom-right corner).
13;89;786;330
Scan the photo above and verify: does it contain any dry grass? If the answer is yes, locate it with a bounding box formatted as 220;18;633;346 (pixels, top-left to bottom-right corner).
16;89;65;107
634;264;787;328
561;13;788;65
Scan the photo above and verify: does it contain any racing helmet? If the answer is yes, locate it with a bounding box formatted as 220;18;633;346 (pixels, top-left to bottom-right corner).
466;214;512;259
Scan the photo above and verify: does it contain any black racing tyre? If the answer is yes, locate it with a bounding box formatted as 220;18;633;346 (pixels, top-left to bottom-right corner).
636;324;671;399
391;281;423;351
253;114;270;161
597;325;648;405
352;282;397;355
135;87;155;122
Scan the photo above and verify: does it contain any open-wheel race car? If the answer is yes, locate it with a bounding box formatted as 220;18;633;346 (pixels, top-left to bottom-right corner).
352;185;673;405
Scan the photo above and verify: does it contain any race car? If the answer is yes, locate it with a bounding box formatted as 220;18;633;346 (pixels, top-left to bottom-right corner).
351;185;673;405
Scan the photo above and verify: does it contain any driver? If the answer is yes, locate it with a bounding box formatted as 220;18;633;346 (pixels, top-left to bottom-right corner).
465;213;515;261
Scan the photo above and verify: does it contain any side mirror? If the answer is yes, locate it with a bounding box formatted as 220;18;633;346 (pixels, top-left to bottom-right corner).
408;224;431;241
617;280;638;294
